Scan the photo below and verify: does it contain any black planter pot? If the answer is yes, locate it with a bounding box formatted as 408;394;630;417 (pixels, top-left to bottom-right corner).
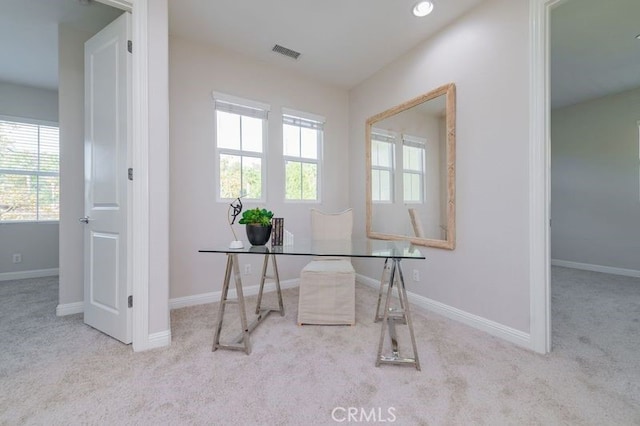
245;224;272;246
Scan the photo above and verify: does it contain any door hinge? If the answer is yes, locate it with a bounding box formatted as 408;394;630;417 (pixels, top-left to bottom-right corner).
128;168;133;181
128;295;133;308
127;40;132;53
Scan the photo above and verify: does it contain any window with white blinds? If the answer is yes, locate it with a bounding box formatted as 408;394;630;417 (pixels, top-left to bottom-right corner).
0;118;59;221
213;92;269;201
371;129;395;202
402;134;426;203
282;108;324;201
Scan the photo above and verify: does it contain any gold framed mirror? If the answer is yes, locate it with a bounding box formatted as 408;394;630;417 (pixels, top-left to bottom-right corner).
365;83;456;249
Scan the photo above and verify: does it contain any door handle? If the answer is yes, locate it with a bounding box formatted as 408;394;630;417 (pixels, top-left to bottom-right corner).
79;216;90;224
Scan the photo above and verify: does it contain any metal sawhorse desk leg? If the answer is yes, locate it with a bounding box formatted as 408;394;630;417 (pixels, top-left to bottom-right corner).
374;258;405;322
375;258;421;370
212;253;284;354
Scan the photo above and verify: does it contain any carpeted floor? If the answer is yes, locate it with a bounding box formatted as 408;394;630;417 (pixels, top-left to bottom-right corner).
0;267;639;425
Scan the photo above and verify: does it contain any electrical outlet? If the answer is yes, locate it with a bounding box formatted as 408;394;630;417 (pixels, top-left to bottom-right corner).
244;264;251;275
412;269;420;282
12;253;22;264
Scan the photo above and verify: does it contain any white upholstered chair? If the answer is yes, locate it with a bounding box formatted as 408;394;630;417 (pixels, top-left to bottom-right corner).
297;209;356;325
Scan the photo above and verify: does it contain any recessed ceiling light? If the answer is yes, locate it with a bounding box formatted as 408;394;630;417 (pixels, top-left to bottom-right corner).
636;34;640;40
413;1;434;17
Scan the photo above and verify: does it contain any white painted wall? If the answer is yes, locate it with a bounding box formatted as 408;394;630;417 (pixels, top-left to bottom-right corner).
551;87;640;272
0;82;59;277
0;82;58;122
0;222;59;275
169;36;350;299
57;25;93;304
350;0;531;333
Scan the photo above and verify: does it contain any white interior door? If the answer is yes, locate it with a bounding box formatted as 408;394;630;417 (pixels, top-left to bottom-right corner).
83;12;132;344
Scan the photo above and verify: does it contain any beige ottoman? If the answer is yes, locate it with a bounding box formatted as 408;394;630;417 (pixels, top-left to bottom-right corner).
297;259;356;325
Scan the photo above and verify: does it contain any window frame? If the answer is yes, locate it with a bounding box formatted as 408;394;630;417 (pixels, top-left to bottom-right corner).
212;92;270;203
282;107;324;203
0;115;60;223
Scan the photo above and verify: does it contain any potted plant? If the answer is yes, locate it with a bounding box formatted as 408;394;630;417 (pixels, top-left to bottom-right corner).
238;208;274;245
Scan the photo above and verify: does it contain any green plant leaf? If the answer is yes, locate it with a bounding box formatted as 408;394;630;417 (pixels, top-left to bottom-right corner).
238;207;274;226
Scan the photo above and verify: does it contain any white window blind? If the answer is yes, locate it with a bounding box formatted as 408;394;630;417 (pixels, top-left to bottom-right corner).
214;99;269;120
402;133;427;147
372;129;396;144
0;118;59;221
282;115;324;130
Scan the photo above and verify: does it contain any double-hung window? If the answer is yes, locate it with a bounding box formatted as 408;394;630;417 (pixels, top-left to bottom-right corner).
371;128;395;202
214;93;269;201
282;108;323;201
402;134;426;203
0;118;59;221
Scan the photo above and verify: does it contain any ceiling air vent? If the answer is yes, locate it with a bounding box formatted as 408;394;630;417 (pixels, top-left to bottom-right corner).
272;44;301;60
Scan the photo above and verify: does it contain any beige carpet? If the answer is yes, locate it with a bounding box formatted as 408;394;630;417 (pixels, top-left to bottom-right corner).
1;267;639;425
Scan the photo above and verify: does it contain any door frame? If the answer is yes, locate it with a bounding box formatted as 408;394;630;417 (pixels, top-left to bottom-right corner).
529;0;569;354
97;0;154;351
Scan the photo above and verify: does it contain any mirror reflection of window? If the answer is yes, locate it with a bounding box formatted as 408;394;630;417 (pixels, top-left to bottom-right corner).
365;82;456;249
371;128;396;202
402;134;426;203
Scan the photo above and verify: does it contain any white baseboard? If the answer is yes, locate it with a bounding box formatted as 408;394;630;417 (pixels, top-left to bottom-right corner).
56;301;84;316
551;259;640;278
55;301;171;350
146;329;172;350
169;278;299;310
0;268;59;282
168;274;534;350
356;274;532;350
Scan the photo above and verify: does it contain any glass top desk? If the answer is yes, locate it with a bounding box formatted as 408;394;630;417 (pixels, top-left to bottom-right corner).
199;239;425;370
